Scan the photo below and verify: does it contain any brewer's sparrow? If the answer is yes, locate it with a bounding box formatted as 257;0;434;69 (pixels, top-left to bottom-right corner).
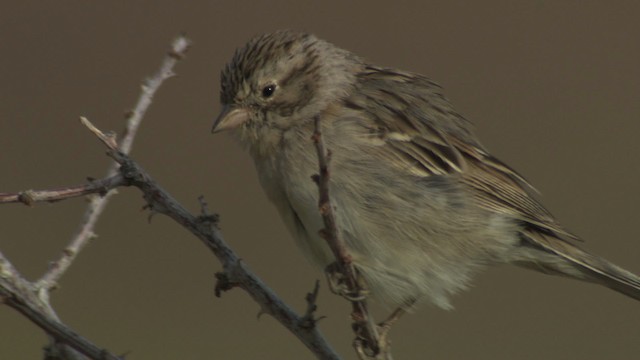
212;30;640;309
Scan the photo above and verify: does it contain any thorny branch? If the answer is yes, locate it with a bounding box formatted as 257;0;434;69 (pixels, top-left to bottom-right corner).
0;175;126;205
311;116;392;360
0;36;190;360
2;115;342;359
0;282;123;360
36;35;192;292
1;36;342;360
79;118;340;359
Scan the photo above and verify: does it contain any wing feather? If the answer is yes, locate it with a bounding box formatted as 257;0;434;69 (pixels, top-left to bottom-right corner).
348;65;578;241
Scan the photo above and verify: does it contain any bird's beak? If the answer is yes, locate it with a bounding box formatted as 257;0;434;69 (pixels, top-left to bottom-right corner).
211;105;250;133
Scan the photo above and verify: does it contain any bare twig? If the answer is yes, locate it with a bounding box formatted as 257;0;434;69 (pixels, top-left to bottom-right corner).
311;116;390;359
0;36;191;360
0;251;32;301
300;280;326;329
0;251;121;360
79;118;340;360
1;289;122;360
119;35;190;156
0;175;126;205
1;36;340;360
36;36;191;291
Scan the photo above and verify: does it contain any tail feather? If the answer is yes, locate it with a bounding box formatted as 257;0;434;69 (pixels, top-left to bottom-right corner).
570;250;640;301
518;230;640;301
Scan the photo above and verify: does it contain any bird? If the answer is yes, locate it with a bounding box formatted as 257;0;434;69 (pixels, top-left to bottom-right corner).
212;30;640;310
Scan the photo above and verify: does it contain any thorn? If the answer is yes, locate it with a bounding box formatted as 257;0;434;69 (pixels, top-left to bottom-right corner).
214;272;237;297
143;205;158;223
256;306;268;320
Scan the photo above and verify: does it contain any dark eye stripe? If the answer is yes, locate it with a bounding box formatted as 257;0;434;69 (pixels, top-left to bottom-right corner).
279;58;316;87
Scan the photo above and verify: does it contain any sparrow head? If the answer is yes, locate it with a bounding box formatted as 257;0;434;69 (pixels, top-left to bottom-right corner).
213;30;362;152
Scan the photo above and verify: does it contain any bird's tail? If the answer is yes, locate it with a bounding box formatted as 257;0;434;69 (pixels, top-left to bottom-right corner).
517;230;640;301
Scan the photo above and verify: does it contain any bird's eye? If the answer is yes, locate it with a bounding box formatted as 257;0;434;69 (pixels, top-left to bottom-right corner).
261;84;276;98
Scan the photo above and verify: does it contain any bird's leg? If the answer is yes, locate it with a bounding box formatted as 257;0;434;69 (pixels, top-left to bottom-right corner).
377;299;416;350
324;262;370;301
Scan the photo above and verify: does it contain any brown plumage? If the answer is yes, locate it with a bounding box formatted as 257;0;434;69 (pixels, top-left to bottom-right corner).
213;30;640;309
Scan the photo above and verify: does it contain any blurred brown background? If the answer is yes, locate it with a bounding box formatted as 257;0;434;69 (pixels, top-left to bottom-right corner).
1;1;639;359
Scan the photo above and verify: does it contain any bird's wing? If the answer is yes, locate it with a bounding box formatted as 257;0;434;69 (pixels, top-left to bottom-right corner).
346;65;578;241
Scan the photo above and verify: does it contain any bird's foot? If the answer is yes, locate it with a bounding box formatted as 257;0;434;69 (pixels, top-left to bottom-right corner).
324;262;370;301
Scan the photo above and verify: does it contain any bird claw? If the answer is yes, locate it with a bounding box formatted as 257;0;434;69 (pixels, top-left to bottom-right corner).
324;262;370;301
